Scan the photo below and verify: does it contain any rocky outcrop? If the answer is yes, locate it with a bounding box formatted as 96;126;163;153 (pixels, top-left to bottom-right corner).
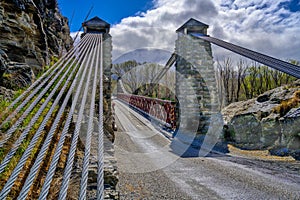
0;0;73;89
222;80;300;159
0;86;15;101
0;49;35;89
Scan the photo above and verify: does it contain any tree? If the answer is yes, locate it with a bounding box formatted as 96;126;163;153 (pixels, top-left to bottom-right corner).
217;57;300;108
217;57;234;106
235;59;248;102
112;60;139;78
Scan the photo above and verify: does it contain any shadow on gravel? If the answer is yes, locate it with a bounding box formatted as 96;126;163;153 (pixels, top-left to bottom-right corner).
169;136;230;158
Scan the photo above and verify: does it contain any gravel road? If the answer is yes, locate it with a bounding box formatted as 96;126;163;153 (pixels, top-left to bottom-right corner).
114;100;300;200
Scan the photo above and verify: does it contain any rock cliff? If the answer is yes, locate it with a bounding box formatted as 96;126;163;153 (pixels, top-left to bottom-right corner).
0;0;72;90
222;80;300;159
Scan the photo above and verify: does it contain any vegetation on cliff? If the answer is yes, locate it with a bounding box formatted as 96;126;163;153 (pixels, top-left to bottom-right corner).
0;0;73;92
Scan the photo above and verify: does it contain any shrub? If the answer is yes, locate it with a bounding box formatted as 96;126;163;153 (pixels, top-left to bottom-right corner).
50;56;59;66
294;90;300;99
274;90;300;116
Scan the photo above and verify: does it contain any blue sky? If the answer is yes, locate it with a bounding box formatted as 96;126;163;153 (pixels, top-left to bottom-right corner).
58;0;154;32
58;0;300;62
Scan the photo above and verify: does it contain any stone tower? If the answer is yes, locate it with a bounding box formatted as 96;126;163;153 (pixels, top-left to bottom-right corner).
175;18;219;138
82;16;114;140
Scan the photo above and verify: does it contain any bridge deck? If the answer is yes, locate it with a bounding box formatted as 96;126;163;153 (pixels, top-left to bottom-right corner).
114;98;300;199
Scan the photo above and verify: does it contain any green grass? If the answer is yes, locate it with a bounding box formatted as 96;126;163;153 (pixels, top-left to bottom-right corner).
0;100;56;191
0;54;72;195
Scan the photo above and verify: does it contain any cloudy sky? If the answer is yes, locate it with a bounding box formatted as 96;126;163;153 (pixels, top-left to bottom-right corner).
60;0;300;62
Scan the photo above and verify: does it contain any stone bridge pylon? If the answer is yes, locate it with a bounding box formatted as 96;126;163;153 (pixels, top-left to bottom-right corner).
82;16;115;141
175;18;220;138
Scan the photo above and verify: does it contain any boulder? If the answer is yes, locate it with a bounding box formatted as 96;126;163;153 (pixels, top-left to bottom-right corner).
230;113;262;149
279;108;300;159
222;82;300;159
261;113;281;147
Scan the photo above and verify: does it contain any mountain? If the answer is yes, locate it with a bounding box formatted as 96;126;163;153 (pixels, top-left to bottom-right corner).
113;48;172;65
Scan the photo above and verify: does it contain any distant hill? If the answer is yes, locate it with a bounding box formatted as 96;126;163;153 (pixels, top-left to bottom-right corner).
113;48;172;65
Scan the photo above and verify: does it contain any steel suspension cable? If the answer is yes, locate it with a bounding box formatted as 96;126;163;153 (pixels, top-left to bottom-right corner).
38;35;97;200
0;35;92;147
79;34;100;200
230;43;300;74
17;35;96;200
6;36;87;110
0;36;94;199
205;36;300;74
1;34;89;126
1;35;90;126
58;34;99;200
192;34;300;79
97;34;104;200
0;35;92;174
210;36;300;73
143;53;176;96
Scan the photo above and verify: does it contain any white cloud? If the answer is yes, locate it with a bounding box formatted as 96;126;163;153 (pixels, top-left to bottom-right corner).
70;31;83;46
108;0;300;63
215;0;300;61
110;0;217;60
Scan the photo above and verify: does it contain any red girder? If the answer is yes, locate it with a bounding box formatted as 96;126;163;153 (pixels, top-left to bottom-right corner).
117;93;176;129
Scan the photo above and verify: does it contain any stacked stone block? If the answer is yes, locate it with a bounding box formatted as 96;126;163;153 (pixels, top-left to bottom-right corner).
175;26;219;136
102;34;114;139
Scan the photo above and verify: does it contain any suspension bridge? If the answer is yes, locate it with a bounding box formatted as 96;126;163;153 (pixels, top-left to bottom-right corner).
0;17;299;199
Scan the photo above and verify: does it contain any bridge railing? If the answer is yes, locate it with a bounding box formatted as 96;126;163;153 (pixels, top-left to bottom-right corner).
117;93;177;129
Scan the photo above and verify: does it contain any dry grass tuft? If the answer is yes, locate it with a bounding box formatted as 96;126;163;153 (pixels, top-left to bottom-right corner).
273;90;300;116
228;144;296;161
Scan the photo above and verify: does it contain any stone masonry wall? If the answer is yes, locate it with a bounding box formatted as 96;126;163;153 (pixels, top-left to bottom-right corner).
175;33;219;136
102;33;119;199
102;33;114;142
